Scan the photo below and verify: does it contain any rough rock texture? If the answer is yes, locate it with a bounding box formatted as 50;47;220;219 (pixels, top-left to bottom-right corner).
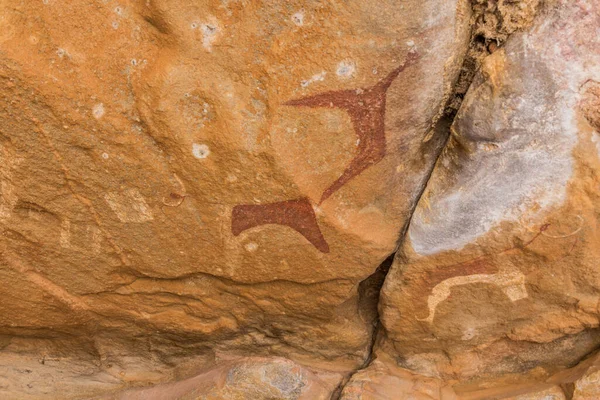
339;351;600;400
553;350;600;400
447;0;542;114
339;353;458;400
0;0;472;398
1;0;600;399
96;358;338;400
373;0;600;390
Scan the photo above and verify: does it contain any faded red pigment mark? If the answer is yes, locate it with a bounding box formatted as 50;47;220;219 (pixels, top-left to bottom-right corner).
285;51;420;204
231;197;329;253
422;259;498;289
420;224;550;286
411;224;551;320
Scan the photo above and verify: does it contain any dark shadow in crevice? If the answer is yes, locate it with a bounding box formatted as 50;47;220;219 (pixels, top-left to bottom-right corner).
357;253;395;364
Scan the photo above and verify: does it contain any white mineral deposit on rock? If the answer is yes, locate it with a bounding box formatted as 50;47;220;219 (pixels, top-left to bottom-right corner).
1;0;598;398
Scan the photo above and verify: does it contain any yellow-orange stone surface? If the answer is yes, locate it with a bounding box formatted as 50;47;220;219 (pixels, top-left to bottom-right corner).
0;0;599;399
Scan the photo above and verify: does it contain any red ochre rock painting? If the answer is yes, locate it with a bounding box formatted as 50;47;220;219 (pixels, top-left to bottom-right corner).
285;51;420;204
231;197;330;253
231;54;419;253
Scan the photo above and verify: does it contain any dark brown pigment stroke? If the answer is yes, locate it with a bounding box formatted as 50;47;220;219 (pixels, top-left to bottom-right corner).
231;197;329;253
285;51;420;204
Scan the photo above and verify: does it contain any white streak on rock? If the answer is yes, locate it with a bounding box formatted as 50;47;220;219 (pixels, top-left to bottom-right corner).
419;268;527;324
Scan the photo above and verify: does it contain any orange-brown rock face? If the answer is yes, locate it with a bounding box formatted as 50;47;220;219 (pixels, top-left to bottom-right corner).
372;0;600;392
0;0;472;398
98;358;339;400
2;0;599;399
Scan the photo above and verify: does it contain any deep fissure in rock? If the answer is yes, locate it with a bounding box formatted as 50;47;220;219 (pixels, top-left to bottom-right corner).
336;1;546;394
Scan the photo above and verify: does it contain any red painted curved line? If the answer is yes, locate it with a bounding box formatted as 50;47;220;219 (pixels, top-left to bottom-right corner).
285;52;420;204
231;197;330;253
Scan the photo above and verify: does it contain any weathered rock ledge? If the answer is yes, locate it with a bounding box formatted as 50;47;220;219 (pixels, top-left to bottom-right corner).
1;0;599;399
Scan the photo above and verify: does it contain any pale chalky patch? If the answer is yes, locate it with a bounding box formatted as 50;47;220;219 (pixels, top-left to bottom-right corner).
60;219;102;253
92;103;105;119
0;181;18;222
104;188;153;223
200;21;219;51
291;11;304;26
192;143;210;159
336;60;356;79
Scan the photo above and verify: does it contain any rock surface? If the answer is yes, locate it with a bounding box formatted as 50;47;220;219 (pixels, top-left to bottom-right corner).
339;353;458;400
0;0;471;398
97;358;338;400
378;0;600;385
1;0;600;399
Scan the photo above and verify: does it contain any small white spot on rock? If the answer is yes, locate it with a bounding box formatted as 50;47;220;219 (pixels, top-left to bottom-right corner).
244;242;258;252
200;22;218;51
101;153;109;159
227;174;238;183
291;11;304;26
112;21;119;29
114;6;122;15
202;24;217;34
93;103;105;119
300;71;326;88
461;328;476;341
336;60;356;79
56;48;66;58
406;40;415;47
190;22;198;29
192;143;210;159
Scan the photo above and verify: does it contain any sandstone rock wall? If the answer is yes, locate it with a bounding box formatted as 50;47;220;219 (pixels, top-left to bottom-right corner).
0;0;599;399
360;0;600;396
